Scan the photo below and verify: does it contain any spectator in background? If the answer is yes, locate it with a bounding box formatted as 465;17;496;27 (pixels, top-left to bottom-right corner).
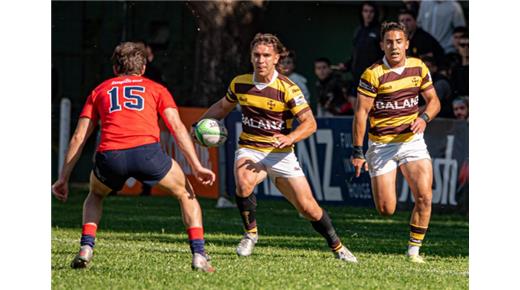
314;58;352;117
398;9;445;66
444;26;468;72
422;56;452;118
402;0;420;17
278;51;311;102
338;1;383;96
141;41;168;87
452;97;469;121
450;33;469;97
417;0;466;54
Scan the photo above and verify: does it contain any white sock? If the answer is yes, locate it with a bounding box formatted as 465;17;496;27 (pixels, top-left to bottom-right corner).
407;245;420;256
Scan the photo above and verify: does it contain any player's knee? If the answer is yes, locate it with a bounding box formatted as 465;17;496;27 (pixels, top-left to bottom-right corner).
376;204;395;217
236;182;255;197
299;205;322;221
414;194;432;210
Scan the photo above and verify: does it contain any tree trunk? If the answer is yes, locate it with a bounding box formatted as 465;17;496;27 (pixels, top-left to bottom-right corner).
186;0;265;107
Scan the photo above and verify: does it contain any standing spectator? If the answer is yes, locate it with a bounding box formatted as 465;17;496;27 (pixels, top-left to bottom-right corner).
450;33;469;97
417;0;466;54
314;58;352;117
278;51;311;102
422;56;452;118
398;9;445;66
339;1;383;95
452;97;469;121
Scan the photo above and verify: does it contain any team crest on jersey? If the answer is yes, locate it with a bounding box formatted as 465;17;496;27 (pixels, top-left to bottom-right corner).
267;100;276;110
411;77;421;87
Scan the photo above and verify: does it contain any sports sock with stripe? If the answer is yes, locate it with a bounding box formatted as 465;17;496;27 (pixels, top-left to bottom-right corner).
187;227;205;255
236;194;258;235
80;223;97;248
408;224;428;256
310;210;342;252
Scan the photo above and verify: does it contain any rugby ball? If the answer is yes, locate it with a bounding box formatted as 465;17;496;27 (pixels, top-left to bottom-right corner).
194;118;228;147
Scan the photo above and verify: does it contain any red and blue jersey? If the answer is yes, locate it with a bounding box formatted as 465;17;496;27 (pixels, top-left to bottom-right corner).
80;75;177;152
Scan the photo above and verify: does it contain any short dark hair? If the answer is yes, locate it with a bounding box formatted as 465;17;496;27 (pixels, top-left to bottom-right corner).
250;33;288;57
111;42;147;75
453;26;468;35
314;57;331;66
380;21;408;40
398;8;417;20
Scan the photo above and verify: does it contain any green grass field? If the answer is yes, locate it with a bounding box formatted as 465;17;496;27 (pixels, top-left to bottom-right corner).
52;189;468;289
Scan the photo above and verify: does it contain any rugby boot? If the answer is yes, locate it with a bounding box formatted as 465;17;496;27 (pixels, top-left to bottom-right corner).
191;253;215;273
334;245;358;263
70;245;93;269
236;232;258;257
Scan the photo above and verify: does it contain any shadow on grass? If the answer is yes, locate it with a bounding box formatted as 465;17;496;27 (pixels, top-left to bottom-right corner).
52;191;468;258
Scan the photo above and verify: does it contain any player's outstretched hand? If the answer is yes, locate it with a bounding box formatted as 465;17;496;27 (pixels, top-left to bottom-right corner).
410;117;427;134
193;166;216;186
351;158;368;177
52;179;69;202
273;133;295;149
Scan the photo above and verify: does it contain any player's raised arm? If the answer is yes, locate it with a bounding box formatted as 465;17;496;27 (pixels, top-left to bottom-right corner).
161;107;215;186
52;117;96;202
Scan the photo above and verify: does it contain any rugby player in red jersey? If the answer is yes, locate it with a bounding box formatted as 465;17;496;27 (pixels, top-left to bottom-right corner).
195;33;357;263
352;22;441;263
52;42;216;272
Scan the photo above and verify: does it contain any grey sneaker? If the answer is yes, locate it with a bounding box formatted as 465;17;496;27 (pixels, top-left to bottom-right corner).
70;245;93;269
334;246;358;263
191;253;215;273
236;232;258;257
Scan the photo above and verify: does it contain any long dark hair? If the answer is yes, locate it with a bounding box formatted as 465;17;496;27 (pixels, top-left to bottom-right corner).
359;1;380;27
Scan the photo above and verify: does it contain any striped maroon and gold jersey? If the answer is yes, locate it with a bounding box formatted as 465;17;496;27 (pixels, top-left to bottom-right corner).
357;57;433;143
225;71;311;153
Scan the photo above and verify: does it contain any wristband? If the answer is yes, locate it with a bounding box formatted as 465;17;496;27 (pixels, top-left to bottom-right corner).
352;146;364;159
419;113;431;123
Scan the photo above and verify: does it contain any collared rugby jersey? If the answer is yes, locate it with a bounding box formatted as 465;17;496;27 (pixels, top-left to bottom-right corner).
80;75;177;152
225;71;310;153
357;57;433;143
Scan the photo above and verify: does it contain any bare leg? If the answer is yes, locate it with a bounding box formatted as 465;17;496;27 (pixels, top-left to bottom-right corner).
156;159;202;228
82;171;112;225
370;169;398;217
400;159;433;259
274;176;322;221
400;159;433;228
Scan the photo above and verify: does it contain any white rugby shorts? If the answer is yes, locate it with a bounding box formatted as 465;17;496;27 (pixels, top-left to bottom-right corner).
234;147;305;179
365;133;431;177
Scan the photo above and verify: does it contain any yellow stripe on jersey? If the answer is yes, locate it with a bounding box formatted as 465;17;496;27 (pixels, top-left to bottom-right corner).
377;76;424;94
370;113;418;128
240;132;278;144
240;94;286;112
368;132;415;143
